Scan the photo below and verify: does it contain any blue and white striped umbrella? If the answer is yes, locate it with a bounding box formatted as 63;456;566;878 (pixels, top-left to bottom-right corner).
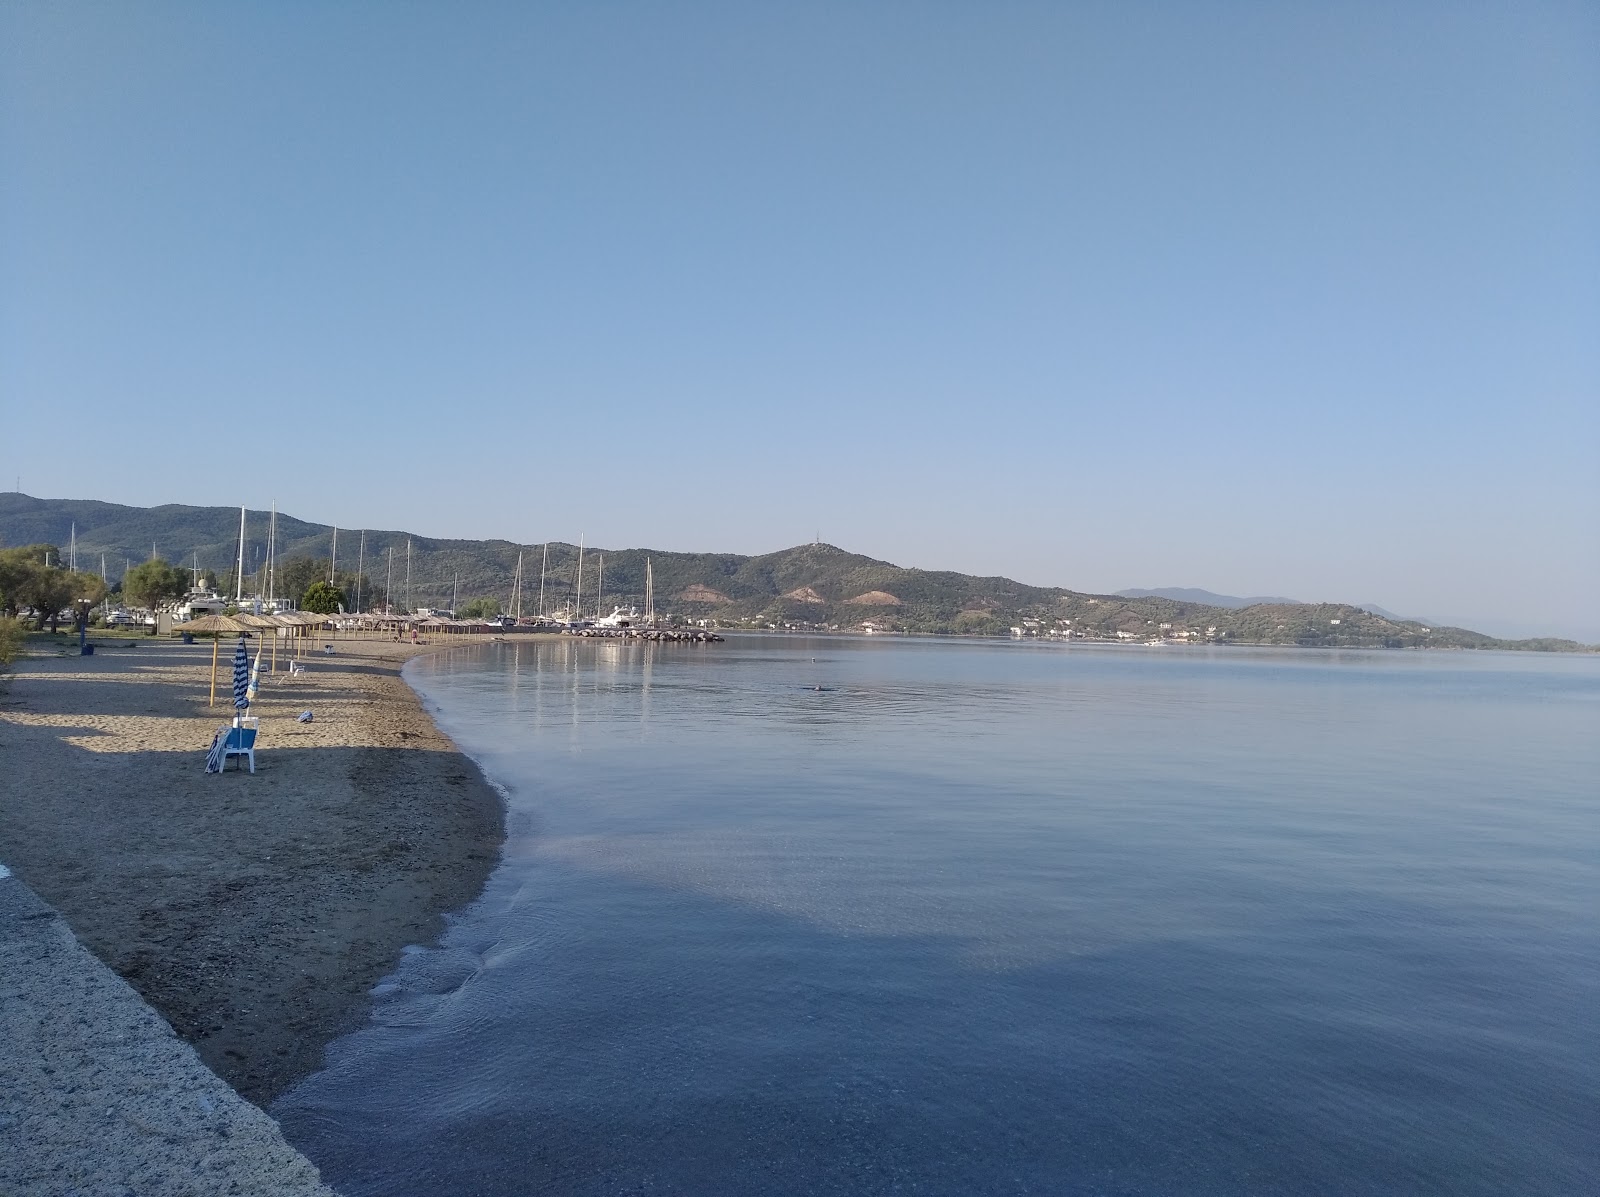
231;636;251;710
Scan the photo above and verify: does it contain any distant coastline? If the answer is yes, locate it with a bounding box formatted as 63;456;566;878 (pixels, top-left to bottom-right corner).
711;626;1597;653
2;493;1592;653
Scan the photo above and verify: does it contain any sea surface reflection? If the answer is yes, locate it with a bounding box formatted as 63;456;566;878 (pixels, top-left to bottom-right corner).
277;636;1599;1195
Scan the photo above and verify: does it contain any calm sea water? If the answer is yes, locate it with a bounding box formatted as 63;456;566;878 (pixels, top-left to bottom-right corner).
276;636;1599;1195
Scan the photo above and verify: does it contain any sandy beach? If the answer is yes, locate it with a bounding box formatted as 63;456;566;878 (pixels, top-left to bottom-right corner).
0;633;504;1106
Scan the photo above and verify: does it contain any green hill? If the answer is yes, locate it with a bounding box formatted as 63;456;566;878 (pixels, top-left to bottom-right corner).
0;493;1588;651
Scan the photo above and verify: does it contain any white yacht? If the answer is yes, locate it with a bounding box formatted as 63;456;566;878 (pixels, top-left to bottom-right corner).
595;606;641;629
174;591;228;620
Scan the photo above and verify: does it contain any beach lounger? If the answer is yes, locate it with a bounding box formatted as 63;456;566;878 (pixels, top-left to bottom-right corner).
205;718;259;774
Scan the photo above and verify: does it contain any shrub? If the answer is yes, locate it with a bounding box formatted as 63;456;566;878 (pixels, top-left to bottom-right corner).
0;616;26;667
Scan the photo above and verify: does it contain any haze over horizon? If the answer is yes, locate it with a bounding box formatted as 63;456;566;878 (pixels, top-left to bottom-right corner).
4;4;1596;642
0;489;1584;643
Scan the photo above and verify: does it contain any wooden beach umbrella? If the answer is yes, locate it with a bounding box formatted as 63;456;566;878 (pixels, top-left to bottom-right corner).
234;612;283;671
297;612;331;649
174;613;252;706
277;612;326;657
261;612;300;656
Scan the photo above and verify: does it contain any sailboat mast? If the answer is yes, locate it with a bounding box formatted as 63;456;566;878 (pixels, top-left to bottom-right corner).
575;537;584;619
595;554;604;619
356;530;365;615
235;506;246;602
538;543;548;618
330;526;338;581
386;546;394;614
646;558;654;623
267;502;277;605
513;551;524;621
405;539;412;614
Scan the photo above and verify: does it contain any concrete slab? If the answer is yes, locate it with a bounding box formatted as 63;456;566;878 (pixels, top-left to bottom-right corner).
0;868;338;1196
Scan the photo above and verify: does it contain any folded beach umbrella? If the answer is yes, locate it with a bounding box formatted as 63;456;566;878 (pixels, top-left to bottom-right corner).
246;637;263;706
232;635;251;713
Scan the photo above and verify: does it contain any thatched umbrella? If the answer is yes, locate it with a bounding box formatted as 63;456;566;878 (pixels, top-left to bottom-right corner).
295;612;333;655
234;612;284;672
174;613;252;706
272;612;319;658
176;613;252;635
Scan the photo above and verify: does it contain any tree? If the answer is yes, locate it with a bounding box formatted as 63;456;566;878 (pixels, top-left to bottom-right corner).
330;569;378;612
70;573;108;633
123;559;188;624
19;567;77;632
458;596;502;620
301;580;345;614
277;556;329;608
0;545;54;618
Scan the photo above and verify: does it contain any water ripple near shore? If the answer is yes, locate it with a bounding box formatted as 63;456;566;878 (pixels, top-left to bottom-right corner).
277;638;1600;1196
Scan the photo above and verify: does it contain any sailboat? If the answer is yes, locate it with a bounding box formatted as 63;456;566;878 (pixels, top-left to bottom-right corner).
556;538;592;627
537;543;548;619
509;550;524;623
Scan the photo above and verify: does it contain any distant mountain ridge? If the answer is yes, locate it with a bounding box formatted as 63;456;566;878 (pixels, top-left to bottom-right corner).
0;493;1589;652
1116;588;1304;609
1358;603;1427;624
1118;589;1432;624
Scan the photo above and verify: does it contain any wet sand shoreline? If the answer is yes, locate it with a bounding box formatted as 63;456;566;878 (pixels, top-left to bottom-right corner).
0;634;505;1106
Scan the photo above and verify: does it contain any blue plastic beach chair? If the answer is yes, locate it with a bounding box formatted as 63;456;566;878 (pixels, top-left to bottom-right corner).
207;718;259;773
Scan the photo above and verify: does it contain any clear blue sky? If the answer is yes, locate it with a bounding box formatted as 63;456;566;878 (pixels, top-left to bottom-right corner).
4;2;1596;639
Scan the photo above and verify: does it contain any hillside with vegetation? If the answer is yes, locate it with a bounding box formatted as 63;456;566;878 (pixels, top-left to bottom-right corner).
0;494;1589;651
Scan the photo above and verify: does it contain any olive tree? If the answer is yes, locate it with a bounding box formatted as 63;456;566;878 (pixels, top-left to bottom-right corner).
20;567;78;632
458;596;502;620
0;545;53;618
122;559;189;628
301;580;345;614
70;573;108;633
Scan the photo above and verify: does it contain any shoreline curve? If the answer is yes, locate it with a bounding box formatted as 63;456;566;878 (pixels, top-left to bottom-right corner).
0;635;507;1108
